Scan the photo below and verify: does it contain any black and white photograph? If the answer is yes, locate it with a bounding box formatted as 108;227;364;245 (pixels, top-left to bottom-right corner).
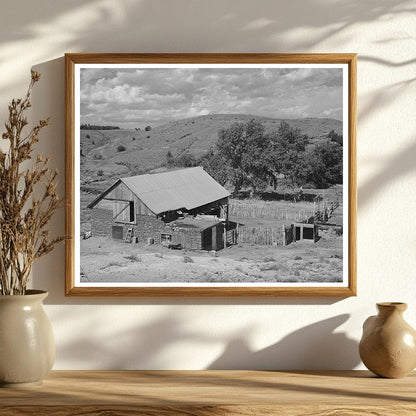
65;54;356;295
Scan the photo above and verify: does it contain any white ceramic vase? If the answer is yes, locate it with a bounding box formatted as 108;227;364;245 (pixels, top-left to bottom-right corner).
0;290;55;387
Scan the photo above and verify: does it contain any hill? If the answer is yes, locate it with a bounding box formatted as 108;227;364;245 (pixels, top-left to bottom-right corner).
80;114;342;194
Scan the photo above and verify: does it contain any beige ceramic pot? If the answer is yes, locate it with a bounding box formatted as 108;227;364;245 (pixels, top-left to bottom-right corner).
359;302;416;378
0;290;55;387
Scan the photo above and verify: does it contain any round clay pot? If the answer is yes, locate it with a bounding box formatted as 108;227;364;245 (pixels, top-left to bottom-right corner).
359;302;416;378
0;290;55;387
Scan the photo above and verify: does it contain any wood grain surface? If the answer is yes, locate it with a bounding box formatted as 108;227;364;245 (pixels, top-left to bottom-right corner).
1;370;415;415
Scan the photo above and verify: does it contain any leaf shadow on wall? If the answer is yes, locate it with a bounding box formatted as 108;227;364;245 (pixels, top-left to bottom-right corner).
355;53;416;210
208;314;360;370
358;139;416;210
0;0;414;97
52;307;359;370
53;312;216;369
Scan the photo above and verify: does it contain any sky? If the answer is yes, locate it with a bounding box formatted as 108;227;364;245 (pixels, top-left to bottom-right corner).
80;66;343;129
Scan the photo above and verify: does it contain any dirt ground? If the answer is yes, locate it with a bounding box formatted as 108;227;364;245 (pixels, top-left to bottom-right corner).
80;228;343;284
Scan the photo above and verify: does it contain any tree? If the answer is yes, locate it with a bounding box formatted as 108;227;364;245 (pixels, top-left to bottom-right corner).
266;122;308;191
199;148;229;186
145;125;152;131
216;122;248;192
305;140;343;188
216;120;270;193
214;120;312;195
240;120;271;193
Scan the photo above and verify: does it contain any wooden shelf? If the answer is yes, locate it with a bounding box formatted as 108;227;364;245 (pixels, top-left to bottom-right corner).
1;370;415;415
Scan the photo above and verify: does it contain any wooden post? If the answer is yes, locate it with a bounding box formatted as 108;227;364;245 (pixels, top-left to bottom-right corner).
212;225;217;251
282;225;286;246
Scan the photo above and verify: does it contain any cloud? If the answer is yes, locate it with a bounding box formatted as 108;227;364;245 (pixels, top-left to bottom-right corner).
80;66;343;128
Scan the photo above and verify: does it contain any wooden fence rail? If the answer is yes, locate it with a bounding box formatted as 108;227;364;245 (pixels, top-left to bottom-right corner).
237;226;283;246
229;203;313;222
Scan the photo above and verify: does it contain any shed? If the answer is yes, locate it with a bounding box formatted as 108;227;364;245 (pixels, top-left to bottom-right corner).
163;217;225;251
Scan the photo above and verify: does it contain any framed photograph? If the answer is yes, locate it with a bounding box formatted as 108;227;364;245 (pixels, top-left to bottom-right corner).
65;53;356;296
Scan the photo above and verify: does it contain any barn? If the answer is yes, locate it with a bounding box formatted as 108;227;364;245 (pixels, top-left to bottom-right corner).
87;166;230;250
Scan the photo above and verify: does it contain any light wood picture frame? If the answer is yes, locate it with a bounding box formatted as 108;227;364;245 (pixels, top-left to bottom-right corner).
65;53;356;296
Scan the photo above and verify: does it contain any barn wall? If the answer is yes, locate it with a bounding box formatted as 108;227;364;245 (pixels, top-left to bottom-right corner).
91;208;164;242
95;199;113;211
134;214;166;243
172;228;203;250
90;208;112;237
105;181;154;217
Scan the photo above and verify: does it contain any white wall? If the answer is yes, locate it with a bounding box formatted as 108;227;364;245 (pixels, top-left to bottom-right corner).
1;0;415;370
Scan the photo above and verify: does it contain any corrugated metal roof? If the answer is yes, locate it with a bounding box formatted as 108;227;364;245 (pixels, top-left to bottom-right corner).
169;217;221;231
119;167;230;215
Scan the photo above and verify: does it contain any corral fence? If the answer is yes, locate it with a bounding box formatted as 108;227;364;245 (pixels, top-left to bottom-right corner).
236;226;283;246
229;202;313;222
235;223;318;246
227;195;340;247
314;198;340;223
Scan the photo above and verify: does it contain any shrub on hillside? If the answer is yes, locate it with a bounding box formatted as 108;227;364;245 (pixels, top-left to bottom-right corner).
328;129;343;145
145;125;152;131
117;145;126;152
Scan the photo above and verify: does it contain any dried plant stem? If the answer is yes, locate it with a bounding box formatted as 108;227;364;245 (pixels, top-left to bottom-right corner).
0;71;65;295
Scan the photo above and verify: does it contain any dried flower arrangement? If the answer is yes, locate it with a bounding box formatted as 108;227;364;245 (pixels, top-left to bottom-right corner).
0;71;65;295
